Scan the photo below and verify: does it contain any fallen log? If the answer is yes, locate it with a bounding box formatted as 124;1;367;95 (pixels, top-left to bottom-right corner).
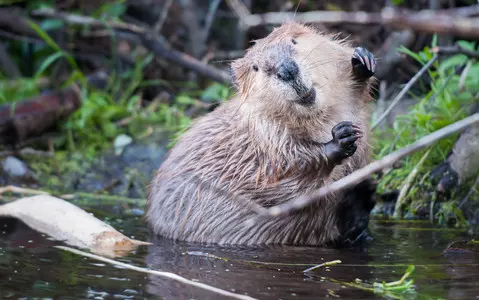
0;71;108;145
226;0;479;38
0;194;151;258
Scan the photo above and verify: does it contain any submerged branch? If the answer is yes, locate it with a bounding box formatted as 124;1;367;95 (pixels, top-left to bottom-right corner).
56;246;257;300
254;113;479;217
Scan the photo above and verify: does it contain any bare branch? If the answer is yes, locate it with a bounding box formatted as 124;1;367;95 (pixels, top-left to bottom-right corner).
31;8;232;84
0;43;21;78
254;113;479;217
153;0;174;33
431;45;479;59
227;4;479;38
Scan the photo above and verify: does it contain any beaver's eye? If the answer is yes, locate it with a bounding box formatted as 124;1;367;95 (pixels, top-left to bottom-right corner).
249;40;256;46
292;38;297;45
252;65;259;72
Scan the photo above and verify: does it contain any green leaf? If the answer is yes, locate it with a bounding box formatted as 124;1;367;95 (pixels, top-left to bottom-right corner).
40;19;64;31
104;3;126;18
431;34;438;48
34;52;64;78
397;46;424;65
27;20;62;53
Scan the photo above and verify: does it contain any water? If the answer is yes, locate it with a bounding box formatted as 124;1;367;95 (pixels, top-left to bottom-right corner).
0;215;478;299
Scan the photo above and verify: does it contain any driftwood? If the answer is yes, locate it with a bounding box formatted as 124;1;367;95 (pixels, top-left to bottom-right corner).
227;1;479;38
253;113;479;217
0;194;151;258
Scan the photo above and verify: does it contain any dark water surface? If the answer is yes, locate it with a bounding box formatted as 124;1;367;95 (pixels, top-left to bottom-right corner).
0;214;478;299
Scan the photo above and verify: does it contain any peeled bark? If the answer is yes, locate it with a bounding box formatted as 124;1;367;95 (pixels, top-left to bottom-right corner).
0;195;151;257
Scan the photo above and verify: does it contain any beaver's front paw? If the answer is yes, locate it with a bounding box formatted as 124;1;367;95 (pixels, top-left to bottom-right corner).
325;121;362;164
352;47;375;80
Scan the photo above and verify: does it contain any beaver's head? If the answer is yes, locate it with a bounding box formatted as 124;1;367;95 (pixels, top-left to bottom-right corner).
231;22;355;117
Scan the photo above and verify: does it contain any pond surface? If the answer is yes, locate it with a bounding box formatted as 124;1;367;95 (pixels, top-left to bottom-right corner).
0;213;478;299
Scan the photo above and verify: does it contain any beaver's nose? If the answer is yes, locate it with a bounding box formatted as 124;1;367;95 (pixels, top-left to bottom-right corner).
277;60;299;82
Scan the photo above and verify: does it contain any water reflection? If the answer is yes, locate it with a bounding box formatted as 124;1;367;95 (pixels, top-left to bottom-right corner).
0;216;477;299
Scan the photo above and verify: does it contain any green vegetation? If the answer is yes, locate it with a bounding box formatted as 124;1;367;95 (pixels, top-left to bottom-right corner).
373;37;479;224
0;3;231;196
0;5;231;158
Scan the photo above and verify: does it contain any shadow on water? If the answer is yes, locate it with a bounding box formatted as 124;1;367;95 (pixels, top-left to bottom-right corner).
0;214;478;299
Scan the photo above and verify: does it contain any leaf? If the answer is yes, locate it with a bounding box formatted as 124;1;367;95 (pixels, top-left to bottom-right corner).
438;55;467;74
27;20;62;52
397;46;425;65
457;40;476;51
34;52;64;78
28;20;80;73
103;2;126;18
40;19;64;31
431;34;438;48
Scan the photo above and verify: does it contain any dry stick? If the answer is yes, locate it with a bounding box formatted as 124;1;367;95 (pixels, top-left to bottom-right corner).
371;54;438;130
393;149;431;218
204;0;223;40
303;260;342;273
55;246;257;300
253;113;479;217
0;185;49;196
226;0;252;29
459;175;479;209
229;5;479;38
153;0;174;33
431;45;479;59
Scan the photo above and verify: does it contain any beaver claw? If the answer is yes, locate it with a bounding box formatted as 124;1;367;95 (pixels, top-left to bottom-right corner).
324;121;362;164
352;47;376;80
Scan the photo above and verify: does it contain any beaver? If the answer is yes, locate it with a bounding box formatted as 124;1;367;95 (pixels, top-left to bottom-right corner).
146;22;376;246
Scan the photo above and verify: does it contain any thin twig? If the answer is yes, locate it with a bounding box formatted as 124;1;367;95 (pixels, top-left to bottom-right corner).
31;8;232;84
203;0;223;42
393;149;431;218
253;113;479;217
0;147;53;157
0;185;49;196
371;54;438;130
226;0;252;29
459;175;479;209
153;0;174;33
303;260;342;273
55;246;257;300
431;45;479;59
0;42;20;78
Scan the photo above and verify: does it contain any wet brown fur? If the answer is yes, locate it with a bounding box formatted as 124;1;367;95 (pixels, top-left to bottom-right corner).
146;22;375;245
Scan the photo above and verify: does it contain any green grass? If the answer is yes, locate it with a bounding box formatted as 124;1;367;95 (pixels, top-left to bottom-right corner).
373;38;479;223
0;7;231;159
